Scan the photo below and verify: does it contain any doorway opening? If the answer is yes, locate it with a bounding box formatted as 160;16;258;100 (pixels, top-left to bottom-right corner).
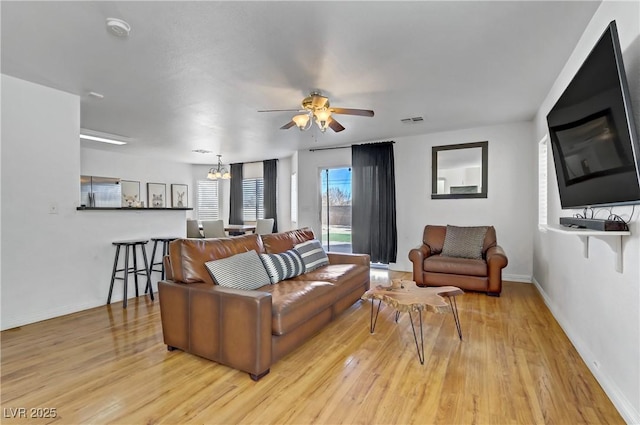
320;167;352;253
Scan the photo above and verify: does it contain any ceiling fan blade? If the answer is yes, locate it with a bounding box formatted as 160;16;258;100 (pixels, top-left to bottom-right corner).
330;108;374;117
258;109;304;113
280;121;296;130
328;116;345;133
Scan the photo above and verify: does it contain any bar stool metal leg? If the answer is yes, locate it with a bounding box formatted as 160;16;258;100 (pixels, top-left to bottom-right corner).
162;240;170;280
132;245;140;298
148;239;159;288
140;243;154;301
107;245;121;304
123;244;130;308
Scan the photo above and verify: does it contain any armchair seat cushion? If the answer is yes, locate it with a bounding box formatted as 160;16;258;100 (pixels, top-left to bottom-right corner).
424;255;487;277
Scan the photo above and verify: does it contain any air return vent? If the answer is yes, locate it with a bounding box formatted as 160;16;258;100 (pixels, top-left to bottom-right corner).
400;116;424;124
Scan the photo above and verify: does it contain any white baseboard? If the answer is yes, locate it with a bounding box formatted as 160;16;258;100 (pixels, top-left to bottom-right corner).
1;299;103;331
503;273;532;283
531;277;640;425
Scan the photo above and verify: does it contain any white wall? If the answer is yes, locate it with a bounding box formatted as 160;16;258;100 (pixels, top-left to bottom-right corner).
393;122;535;279
296;121;535;281
532;2;640;423
1;75;190;330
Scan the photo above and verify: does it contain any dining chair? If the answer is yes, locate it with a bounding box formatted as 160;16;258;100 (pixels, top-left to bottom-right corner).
202;219;226;238
186;219;202;238
255;218;275;235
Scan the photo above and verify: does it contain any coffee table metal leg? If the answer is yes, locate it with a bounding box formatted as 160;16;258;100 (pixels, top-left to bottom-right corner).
448;295;463;340
370;299;383;333
408;310;425;365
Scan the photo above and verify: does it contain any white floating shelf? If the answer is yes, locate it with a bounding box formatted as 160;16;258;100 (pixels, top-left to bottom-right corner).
546;224;631;272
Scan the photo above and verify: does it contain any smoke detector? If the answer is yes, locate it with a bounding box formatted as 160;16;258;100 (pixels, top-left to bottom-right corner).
106;18;131;37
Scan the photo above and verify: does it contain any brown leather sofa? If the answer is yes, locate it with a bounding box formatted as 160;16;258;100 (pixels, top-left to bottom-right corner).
408;225;508;296
158;228;370;380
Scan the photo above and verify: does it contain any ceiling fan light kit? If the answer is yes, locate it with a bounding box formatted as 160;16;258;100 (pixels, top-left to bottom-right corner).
260;91;374;133
292;113;312;131
207;155;230;180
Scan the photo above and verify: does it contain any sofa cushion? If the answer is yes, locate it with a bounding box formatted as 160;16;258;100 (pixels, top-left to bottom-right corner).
441;225;488;259
260;250;305;284
423;255;487;277
261;227;315;254
293;263;369;299
204;250;271;290
259;280;336;335
294;239;329;272
169;234;265;284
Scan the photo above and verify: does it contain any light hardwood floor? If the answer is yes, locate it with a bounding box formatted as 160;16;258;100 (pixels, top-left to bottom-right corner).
1;271;623;424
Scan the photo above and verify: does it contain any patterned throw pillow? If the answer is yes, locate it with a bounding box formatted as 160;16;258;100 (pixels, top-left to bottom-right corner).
440;225;488;259
259;250;305;284
205;250;271;290
294;239;329;272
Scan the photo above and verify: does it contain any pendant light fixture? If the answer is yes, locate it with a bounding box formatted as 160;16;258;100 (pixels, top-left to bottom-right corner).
207;155;231;180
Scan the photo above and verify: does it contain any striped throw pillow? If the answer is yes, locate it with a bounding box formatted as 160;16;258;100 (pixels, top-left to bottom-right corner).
205;250;271;290
294;239;329;272
259;250;305;284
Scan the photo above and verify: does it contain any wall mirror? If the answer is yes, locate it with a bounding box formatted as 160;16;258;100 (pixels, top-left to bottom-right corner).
432;141;488;199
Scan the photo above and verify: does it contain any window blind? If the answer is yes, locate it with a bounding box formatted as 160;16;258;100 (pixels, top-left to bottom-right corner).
538;135;548;229
243;178;264;222
197;180;219;221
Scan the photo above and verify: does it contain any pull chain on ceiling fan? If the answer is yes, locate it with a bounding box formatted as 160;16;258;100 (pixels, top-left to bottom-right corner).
258;91;374;133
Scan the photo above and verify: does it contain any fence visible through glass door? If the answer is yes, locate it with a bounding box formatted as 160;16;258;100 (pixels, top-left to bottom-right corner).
320;168;352;253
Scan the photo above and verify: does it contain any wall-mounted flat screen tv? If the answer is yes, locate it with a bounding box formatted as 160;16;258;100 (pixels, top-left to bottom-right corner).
547;20;640;209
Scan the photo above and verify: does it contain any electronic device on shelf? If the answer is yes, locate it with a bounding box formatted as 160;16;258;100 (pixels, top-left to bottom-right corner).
559;217;629;232
546;20;640;210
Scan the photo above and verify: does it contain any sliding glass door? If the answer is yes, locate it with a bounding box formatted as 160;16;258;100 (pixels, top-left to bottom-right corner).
320;168;352;253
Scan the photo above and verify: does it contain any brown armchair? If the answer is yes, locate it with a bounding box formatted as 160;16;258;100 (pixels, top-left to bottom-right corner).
408;225;508;296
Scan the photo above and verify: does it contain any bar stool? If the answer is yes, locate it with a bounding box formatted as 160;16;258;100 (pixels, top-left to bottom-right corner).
147;237;179;289
108;239;153;308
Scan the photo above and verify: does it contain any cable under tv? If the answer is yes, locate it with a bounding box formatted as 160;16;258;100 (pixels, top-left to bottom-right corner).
559;217;629;231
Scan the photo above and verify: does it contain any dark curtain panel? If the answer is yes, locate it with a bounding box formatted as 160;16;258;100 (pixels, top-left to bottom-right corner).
351;142;397;263
228;163;244;224
263;159;279;232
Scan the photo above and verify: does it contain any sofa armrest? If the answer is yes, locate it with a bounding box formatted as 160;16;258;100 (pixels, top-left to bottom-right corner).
163;255;173;280
486;245;508;294
486;245;508;268
408;244;431;285
158;280;272;378
327;252;370;266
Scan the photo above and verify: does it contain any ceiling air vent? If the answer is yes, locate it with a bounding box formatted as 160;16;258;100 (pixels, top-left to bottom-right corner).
400;116;425;124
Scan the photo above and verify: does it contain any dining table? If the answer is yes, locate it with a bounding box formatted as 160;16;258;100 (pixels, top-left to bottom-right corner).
224;224;256;234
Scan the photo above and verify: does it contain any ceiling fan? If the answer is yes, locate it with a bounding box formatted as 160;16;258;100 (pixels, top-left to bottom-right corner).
258;91;374;133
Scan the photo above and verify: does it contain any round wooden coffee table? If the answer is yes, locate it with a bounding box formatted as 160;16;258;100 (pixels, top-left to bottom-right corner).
361;280;463;364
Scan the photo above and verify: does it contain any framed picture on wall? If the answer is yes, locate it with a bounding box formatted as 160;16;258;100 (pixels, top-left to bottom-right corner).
171;184;188;208
147;183;166;208
121;180;141;207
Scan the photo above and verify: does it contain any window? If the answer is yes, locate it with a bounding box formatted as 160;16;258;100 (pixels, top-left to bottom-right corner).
538;135;548;229
197;180;219;221
243;178;264;222
291;173;298;224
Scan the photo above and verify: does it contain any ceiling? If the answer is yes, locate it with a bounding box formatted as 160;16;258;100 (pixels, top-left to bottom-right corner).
1;1;601;165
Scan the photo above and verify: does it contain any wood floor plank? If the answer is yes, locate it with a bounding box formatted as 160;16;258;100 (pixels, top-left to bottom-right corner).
1;271;624;424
